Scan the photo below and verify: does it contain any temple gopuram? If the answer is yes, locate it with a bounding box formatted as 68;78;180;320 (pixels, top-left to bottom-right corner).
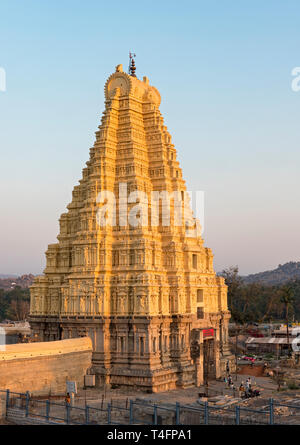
29;60;233;392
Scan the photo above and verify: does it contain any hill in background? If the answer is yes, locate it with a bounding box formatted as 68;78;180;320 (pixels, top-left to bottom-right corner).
1;262;300;289
242;261;300;285
0;274;35;291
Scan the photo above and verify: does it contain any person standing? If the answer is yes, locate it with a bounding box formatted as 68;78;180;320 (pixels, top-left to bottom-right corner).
245;378;249;395
239;382;245;398
65;392;71;405
248;377;252;389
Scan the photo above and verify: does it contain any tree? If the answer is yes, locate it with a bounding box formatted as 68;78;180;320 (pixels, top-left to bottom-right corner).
0;286;30;321
0;288;10;320
261;286;282;322
8;299;30;321
219;267;300;324
220;266;244;323
220;266;243;303
280;285;294;355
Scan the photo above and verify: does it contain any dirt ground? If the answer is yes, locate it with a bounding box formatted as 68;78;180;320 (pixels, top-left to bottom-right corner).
69;372;298;410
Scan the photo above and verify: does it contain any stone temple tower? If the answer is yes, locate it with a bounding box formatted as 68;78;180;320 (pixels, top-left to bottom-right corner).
29;62;233;392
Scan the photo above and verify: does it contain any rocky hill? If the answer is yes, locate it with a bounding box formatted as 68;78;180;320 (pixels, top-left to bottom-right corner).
0;274;35;291
243;261;300;285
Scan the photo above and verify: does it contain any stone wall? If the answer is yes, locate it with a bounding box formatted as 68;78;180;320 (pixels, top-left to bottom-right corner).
0;337;92;395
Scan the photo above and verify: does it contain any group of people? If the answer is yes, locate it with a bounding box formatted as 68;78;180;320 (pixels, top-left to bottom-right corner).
224;374;235;389
239;378;260;398
223;375;260;399
224;361;260;399
238;377;251;397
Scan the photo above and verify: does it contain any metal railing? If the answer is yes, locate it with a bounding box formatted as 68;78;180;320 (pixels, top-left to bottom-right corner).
1;389;300;425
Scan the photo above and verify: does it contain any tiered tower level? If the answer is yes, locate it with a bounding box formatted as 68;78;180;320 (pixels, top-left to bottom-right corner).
29;64;233;392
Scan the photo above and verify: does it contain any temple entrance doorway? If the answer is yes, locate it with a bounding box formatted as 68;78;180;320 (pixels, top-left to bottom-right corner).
203;338;216;382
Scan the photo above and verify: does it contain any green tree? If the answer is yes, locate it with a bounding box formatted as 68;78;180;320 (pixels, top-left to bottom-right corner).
220;266;244;323
280;285;294;355
0;288;10;320
0;286;30;321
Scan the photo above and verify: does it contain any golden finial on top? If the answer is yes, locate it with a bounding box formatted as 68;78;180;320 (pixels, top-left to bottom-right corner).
129;52;137;77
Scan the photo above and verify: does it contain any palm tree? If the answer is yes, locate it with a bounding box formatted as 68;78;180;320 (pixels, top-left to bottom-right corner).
280;285;294;356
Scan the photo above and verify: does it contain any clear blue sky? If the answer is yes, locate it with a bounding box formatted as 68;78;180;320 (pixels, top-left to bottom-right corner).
1;0;300;275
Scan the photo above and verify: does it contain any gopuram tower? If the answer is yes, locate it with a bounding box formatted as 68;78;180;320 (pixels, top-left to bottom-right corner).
29;60;233;392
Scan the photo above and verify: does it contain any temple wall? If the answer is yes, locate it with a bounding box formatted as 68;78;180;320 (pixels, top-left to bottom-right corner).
0;338;92;395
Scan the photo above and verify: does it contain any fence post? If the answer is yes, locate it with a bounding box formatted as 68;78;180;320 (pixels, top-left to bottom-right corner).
85;405;89;424
46;400;50;422
6;390;10;411
269;398;274;425
25;391;30;417
204;401;209;425
235;405;240;425
66;403;70;424
153;404;158;425
107;403;111;425
175;402;180;425
129;400;133;424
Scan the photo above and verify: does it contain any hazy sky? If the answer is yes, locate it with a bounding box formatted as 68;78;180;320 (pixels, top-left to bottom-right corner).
1;0;300;276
